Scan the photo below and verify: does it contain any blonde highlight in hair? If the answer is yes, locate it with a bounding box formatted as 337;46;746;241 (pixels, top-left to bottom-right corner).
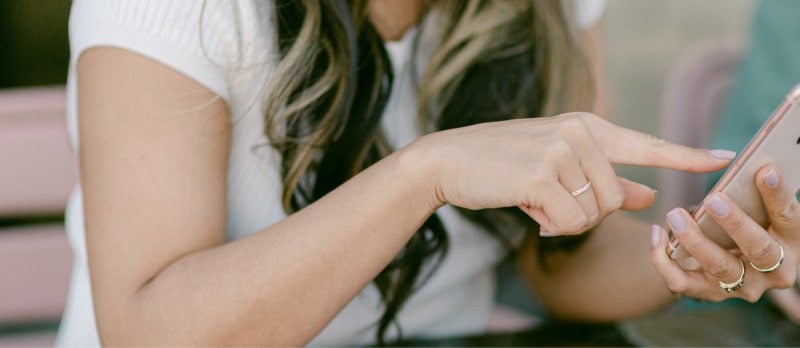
265;1;331;210
264;0;596;343
265;0;371;211
418;0;593;130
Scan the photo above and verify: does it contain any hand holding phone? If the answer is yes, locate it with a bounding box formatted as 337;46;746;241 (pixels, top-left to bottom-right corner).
668;83;800;259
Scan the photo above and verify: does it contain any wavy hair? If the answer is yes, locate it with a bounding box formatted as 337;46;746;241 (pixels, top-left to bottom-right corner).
264;0;593;344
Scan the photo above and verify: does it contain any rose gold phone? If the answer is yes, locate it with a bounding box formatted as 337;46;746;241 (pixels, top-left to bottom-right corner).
668;83;800;259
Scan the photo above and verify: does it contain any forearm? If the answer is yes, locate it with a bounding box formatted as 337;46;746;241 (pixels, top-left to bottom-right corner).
519;212;676;322
102;144;442;346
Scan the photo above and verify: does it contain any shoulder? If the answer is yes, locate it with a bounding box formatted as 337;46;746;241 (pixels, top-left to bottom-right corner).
69;0;276;102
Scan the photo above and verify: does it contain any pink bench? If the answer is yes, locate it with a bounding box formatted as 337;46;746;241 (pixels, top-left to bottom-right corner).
0;86;75;346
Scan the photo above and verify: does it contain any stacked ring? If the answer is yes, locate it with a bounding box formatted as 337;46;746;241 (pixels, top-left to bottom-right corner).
719;259;746;293
749;243;784;273
570;182;592;197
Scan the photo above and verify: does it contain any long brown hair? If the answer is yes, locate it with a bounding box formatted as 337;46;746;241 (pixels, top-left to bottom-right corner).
264;0;593;343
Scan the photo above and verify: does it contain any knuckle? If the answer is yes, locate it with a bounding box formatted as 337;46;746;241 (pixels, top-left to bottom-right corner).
722;213;747;232
748;239;775;263
644;135;669;161
774;200;800;226
741;291;761;304
600;189;625;211
647;133;669;148
667;280;688;295
705;258;735;280
564;214;588;232
575;111;600;123
586;206;601;223
527;169;554;190
557;117;588;138
546;138;573;159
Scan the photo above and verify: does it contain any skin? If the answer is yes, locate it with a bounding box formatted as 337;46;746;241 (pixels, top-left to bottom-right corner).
76;0;799;345
368;0;426;41
652;166;799;303
519;16;799;322
768;275;800;324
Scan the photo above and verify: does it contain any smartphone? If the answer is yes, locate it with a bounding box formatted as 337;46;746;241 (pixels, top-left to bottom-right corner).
668;83;800;259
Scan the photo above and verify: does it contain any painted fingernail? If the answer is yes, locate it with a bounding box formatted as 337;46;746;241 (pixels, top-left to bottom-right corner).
707;194;730;217
651;225;661;247
764;168;779;188
710;149;737;160
666;209;687;234
540;229;556;237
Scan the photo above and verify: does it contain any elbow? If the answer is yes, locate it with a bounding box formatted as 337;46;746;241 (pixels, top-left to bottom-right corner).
539;290;668;324
94;298;306;346
93;298;207;346
94;305;145;346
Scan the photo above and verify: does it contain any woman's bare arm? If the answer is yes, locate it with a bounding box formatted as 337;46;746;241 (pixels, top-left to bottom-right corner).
79;47;443;346
518;212;676;322
80;42;731;344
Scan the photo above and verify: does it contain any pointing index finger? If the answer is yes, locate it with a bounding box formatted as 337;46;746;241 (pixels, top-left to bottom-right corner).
594;121;735;173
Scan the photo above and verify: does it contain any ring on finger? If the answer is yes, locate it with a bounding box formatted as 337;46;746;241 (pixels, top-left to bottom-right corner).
570;182;592;197
750;243;784;273
719;259;746;293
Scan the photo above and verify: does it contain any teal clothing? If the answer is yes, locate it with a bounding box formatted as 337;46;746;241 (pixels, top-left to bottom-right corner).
708;0;800;186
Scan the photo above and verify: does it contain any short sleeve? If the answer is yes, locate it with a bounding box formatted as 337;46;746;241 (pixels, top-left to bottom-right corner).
69;0;244;102
571;0;607;29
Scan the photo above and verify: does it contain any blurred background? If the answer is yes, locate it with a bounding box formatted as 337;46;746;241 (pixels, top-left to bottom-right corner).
604;0;755;221
1;1;74;347
5;0;795;347
0;1;70;88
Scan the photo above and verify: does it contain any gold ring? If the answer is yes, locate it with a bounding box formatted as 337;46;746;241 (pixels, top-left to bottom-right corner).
718;259;745;293
749;243;784;273
570;182;592;197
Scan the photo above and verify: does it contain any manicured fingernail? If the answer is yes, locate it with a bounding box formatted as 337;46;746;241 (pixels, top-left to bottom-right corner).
710;149;737;160
666;209;687;234
706;194;730;217
764;168;779;188
651;225;661;247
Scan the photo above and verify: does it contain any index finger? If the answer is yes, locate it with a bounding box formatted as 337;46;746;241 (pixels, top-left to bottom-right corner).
593;120;735;173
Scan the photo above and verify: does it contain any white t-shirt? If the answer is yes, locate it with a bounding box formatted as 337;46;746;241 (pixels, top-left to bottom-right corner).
58;1;605;346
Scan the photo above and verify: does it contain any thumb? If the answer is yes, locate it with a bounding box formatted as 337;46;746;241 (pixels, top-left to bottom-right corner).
619;177;658;211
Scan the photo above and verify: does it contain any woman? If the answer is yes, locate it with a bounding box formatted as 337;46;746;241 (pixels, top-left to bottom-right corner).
58;0;798;346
